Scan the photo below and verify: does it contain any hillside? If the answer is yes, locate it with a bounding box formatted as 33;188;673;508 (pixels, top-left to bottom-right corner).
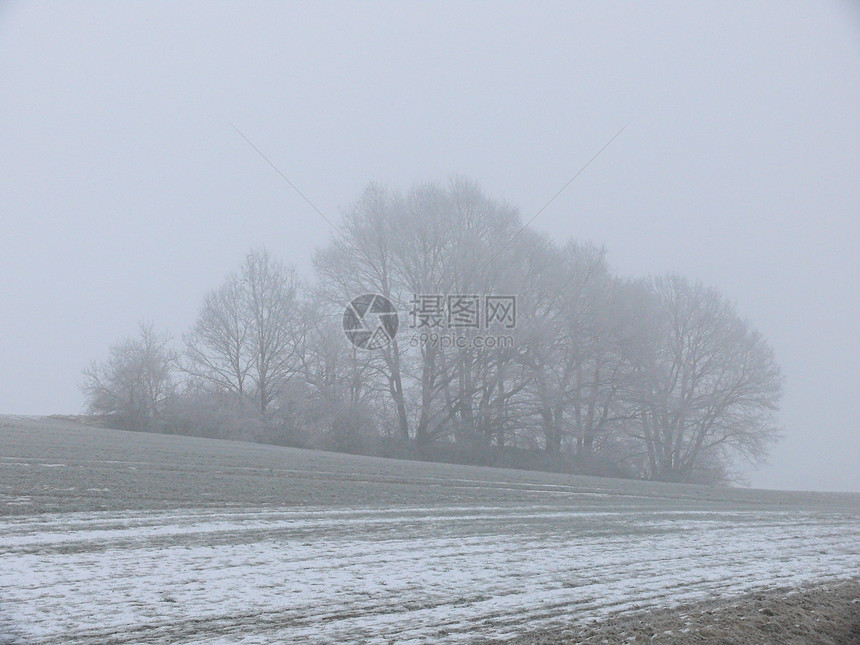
1;416;858;643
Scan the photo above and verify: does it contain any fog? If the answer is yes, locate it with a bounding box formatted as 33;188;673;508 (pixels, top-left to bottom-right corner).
1;2;857;491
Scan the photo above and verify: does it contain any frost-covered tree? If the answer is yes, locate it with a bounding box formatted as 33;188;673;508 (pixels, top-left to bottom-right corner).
183;273;253;399
628;275;783;482
82;321;176;431
183;249;301;415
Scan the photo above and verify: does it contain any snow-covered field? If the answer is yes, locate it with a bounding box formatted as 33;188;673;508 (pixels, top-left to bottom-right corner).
1;417;858;644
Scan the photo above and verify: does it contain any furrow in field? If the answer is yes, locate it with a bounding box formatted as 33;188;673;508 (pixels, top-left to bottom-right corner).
2;506;857;644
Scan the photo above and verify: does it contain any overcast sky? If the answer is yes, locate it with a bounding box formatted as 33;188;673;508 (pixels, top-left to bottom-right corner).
1;2;857;491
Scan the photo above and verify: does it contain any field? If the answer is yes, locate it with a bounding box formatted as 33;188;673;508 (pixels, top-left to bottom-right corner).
1;416;858;644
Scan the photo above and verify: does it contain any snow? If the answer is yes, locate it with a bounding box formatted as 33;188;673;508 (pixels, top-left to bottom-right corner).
1;417;857;643
1;505;858;644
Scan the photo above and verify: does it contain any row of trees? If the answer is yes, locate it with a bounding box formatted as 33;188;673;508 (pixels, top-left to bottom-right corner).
82;179;783;483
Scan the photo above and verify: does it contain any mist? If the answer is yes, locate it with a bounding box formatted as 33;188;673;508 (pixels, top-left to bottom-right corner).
1;2;858;491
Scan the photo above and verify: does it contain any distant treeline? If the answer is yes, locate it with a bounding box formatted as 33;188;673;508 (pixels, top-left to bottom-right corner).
82;179;782;484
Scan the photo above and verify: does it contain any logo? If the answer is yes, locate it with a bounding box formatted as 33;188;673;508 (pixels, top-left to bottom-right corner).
343;294;399;350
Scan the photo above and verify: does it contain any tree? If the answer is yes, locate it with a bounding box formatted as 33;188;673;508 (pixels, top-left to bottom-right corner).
629;275;783;482
517;240;631;456
294;293;384;446
242;248;301;414
82;322;176;431
313;178;530;447
183;248;301;415
183;274;253;399
99;177;785;484
314;184;412;440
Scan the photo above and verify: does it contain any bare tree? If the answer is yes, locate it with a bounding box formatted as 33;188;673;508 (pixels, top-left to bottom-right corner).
159;179;786;482
82;322;176;431
183;248;301;416
566;263;645;456
391;178;526;446
516;240;625;456
295;294;385;447
629;275;783;482
242;248;301;414
314;184;413;440
183;274;253;399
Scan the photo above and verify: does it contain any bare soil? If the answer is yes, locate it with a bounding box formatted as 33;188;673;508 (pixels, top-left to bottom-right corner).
498;579;860;645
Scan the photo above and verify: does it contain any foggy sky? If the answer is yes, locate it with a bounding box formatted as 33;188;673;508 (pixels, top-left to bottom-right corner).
1;2;858;491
